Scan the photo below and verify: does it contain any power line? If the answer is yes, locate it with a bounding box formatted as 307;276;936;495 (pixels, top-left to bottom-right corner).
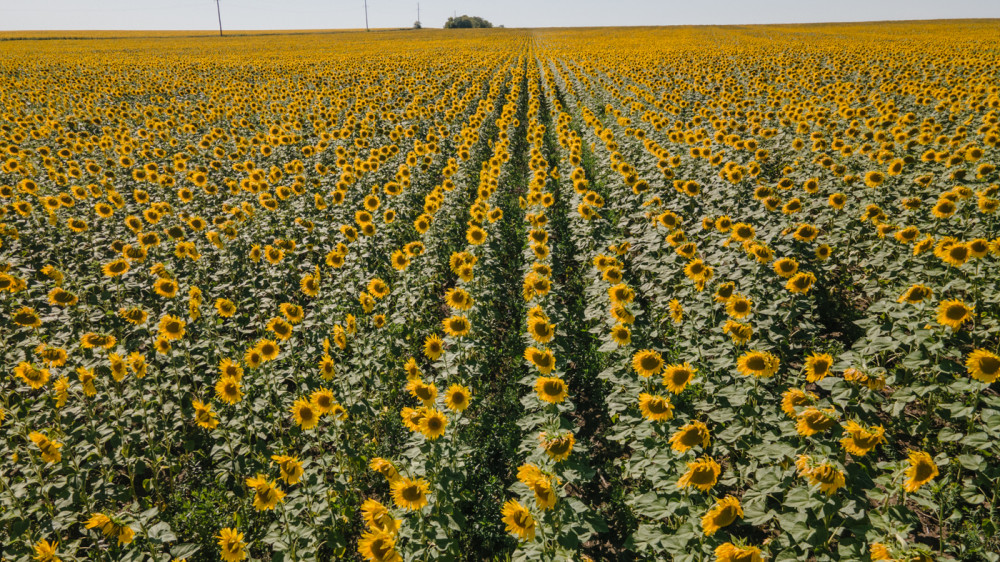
215;0;223;36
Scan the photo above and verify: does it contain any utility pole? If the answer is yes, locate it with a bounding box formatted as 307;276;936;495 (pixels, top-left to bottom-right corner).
215;0;223;36
417;3;420;24
364;0;369;31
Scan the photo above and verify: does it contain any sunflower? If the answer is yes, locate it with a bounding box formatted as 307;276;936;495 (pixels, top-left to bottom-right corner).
84;513;134;546
358;530;402;562
670;421;711;453
804;352;834;383
638;393;674;421
781;388;816;418
12;306;42;328
722;320;753;345
713;281;735;302
677;456;721;492
936;299;973;330
501;499;535;541
153;278;178;298
215;376;242;405
772;257;798;279
445;384;471;412
796;407;838;436
525;347;556;374
442;288;473;313
610;323;631;346
311;388;337;415
869;543;893;561
407;378;438;405
941;242;971;267
608;283;635;305
81;332;116;349
864;170;885;188
701;496;743;537
540;431;575;462
684;259;713;283
931;199;956;219
368;278;389;299
157;314;186;341
442;315;471;338
534;376;568;404
400;407;425;432
47;288;78;307
292;398;319;430
966;349;1000;384
15;362;51;390
192;399;218;429
419;408;448;440
840;421;886;456
796;456;846;495
815;244;832;261
725;295;752;319
736;350;779;378
527;317;555;343
361;498;399;535
715;542;763;562
300;270;320;297
264;245;284;264
271;454;304;485
785;271;816;294
391;477;429;511
632;349;664;377
256;339;280;361
216;528;247;562
267;317;294;341
466;225;486;245
370;457;401;483
280;303;304;324
246;474;286;511
32;538;61;562
904;450;939;492
730;222;755;242
794;223;820;243
662;362;696;394
29;431;62;463
898;284;932;304
424;334;444;360
244;347;263;369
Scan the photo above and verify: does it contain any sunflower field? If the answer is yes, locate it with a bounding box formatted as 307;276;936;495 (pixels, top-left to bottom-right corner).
2;20;1000;562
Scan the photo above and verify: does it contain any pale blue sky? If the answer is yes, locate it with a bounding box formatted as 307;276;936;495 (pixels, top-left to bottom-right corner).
1;0;998;31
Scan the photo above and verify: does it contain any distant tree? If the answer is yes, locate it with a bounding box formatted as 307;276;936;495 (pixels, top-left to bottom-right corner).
444;15;493;29
413;20;422;29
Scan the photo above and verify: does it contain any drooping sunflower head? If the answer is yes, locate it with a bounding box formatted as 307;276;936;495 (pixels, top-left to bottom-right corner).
701;496;743;537
540;431;575;462
670;421;711;452
796;407;838;437
677;456;721;492
638;392;674;421
501;499;535;541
